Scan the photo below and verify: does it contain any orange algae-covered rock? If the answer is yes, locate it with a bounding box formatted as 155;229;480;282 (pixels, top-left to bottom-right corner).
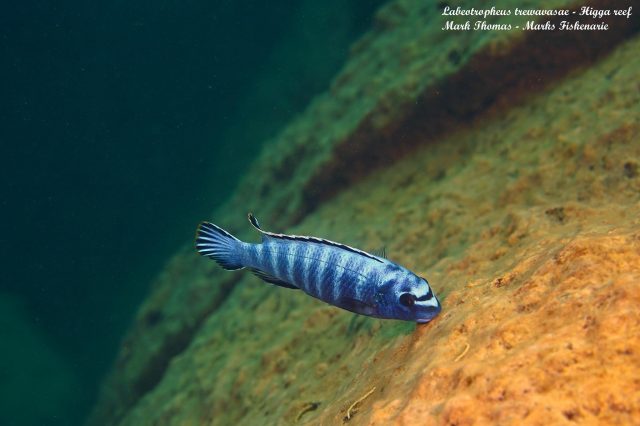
89;0;640;424
107;32;640;425
377;232;640;425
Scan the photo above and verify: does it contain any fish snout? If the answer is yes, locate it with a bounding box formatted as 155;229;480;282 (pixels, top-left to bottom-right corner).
416;295;442;323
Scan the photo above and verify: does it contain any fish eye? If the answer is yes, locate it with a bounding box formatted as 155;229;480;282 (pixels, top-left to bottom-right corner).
399;293;416;307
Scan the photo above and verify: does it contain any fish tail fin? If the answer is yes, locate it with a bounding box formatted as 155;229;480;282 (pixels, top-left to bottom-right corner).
195;222;244;270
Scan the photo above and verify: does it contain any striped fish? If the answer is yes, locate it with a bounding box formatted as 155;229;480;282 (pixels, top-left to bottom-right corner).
195;214;441;323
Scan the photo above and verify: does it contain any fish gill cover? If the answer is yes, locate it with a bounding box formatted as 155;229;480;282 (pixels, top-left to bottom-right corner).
89;0;640;424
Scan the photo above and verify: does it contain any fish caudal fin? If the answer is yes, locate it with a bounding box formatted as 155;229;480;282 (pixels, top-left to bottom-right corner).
195;222;244;270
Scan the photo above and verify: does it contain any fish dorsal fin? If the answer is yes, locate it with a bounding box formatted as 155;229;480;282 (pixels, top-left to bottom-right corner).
250;268;299;290
248;213;263;231
248;213;273;242
246;213;383;264
370;247;387;259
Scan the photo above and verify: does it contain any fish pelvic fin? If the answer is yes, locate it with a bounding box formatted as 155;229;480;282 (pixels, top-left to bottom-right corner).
195;222;244;270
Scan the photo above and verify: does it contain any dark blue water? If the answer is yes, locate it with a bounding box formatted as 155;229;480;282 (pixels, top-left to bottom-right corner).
0;1;383;424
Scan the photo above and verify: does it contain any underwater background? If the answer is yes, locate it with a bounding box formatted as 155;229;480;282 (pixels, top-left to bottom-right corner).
1;1;383;424
3;0;640;425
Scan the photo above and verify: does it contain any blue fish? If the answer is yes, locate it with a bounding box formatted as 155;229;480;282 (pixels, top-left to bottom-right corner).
195;214;441;323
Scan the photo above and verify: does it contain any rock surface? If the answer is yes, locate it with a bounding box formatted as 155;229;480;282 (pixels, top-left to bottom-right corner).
89;0;640;424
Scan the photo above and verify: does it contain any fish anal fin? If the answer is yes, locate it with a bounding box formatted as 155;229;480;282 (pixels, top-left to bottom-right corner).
337;297;376;316
250;268;298;290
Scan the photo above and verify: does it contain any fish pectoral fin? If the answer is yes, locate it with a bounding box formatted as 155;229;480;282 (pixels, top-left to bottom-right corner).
337;297;376;316
250;268;299;290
